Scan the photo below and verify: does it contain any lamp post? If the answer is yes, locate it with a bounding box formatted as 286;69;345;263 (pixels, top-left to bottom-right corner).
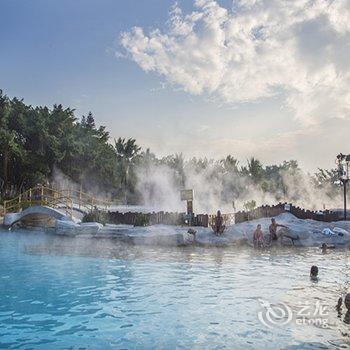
336;153;350;220
180;189;194;225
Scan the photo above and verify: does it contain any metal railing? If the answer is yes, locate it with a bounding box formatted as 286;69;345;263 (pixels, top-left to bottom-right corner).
3;186;111;218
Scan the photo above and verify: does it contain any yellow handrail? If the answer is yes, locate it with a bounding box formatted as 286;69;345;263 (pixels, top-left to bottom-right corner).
3;186;111;217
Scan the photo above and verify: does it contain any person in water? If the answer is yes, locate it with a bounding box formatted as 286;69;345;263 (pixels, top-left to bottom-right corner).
345;294;350;310
310;265;318;280
321;243;335;253
269;218;287;241
336;294;350;324
253;224;264;248
213;210;225;235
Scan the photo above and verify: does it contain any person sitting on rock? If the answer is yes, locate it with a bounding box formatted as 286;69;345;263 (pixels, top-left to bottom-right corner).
269;218;287;241
253;224;264;248
213;210;225;236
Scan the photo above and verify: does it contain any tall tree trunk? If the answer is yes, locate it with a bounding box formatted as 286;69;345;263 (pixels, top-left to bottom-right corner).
124;163;129;205
3;148;8;192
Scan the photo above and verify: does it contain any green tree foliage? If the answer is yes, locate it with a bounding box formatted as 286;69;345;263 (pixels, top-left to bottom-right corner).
313;168;340;199
242;157;264;184
243;200;257;212
0;89;341;209
162;153;185;187
114;137;141;203
0;91;117;199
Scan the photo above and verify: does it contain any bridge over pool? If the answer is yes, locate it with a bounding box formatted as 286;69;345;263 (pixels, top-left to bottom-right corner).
2;186;110;227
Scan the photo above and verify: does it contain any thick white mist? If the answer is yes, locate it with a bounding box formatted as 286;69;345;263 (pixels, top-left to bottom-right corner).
135;159;341;214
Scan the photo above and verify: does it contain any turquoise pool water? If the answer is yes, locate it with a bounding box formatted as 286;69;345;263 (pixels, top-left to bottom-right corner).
1;228;350;349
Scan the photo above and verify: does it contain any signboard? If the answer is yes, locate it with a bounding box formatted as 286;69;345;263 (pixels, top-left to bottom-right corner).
284;203;291;212
336;154;350;181
180;189;193;201
339;162;349;181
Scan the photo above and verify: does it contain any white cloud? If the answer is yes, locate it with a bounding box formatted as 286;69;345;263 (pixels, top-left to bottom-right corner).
120;0;350;125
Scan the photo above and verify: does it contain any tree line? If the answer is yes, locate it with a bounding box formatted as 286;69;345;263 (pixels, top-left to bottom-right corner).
0;90;341;208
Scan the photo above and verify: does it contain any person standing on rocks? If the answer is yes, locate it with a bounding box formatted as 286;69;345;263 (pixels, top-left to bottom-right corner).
253;224;264;248
269;218;287;242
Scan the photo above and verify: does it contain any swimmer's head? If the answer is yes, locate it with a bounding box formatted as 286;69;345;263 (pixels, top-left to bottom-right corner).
271;218;276;224
310;265;318;277
345;294;350;310
217;210;221;216
257;224;261;230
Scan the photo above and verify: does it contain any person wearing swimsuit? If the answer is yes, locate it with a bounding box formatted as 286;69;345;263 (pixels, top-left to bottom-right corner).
269;218;287;241
253;224;264;248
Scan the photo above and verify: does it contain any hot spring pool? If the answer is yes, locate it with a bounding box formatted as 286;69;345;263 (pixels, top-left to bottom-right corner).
1;228;350;349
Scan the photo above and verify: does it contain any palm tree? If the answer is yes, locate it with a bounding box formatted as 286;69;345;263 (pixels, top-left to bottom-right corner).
114;138;141;203
173;153;185;187
243;157;264;184
220;155;239;174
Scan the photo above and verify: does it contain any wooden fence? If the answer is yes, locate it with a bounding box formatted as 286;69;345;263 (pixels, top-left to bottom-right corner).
104;203;339;228
234;203;285;223
289;205;339;222
234;203;340;223
191;213;235;228
106;211;235;228
107;211;183;226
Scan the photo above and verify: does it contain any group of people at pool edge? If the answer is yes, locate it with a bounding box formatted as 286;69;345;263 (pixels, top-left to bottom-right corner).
212;211;350;325
212;211;288;247
253;217;287;248
212;212;335;250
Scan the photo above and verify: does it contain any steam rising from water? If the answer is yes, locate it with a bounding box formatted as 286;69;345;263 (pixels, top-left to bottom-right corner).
51;167;112;202
136;160;340;214
51;159;341;215
136;165;183;212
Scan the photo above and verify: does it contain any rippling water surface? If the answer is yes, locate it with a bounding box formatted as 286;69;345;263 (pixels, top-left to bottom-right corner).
1;228;350;349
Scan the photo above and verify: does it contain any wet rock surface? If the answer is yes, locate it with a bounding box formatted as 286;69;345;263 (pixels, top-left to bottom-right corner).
53;213;350;248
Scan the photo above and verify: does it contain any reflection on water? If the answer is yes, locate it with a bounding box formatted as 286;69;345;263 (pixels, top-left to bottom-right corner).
1;228;350;349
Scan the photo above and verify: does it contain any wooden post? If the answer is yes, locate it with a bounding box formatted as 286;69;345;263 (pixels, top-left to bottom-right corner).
187;200;193;215
29;188;32;206
204;214;209;227
68;198;73;217
40;185;44;205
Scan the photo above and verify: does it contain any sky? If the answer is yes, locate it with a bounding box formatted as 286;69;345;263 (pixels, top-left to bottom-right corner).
0;0;349;172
